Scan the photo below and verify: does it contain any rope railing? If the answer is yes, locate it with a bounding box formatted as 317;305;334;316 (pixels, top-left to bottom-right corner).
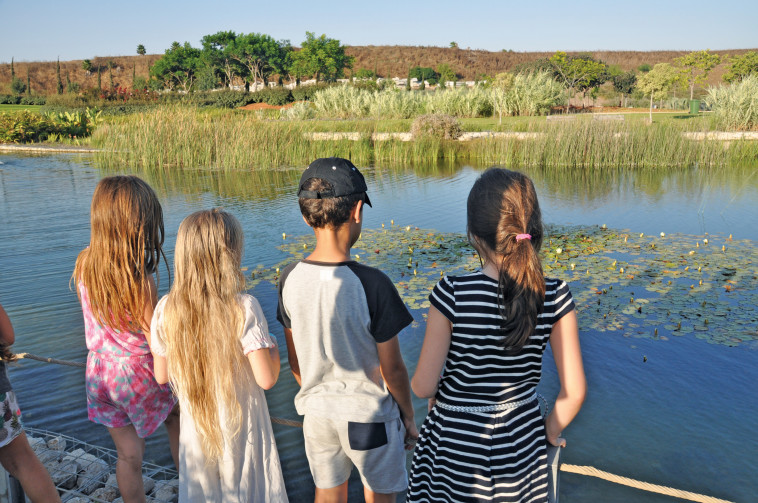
13;352;735;503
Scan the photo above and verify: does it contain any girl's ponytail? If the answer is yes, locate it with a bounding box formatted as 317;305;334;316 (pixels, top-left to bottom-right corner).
467;168;545;353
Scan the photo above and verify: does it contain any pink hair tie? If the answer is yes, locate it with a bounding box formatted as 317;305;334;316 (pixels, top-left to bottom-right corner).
515;233;532;241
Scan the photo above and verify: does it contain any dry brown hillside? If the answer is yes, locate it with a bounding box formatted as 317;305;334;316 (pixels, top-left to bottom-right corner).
1;47;754;95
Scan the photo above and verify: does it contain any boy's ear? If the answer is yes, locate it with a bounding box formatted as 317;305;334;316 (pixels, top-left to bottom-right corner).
302;215;313;228
351;200;364;223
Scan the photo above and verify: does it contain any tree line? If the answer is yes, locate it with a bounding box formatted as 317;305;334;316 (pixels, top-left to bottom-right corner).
147;31;353;92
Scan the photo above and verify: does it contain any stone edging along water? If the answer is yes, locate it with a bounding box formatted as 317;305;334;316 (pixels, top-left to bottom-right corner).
304;131;758;142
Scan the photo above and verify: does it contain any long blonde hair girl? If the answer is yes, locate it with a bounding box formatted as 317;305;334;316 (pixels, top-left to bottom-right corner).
73;175;166;331
160;209;248;461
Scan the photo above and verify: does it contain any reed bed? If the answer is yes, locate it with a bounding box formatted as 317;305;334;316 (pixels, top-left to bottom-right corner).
93;106;758;171
705;74;758;131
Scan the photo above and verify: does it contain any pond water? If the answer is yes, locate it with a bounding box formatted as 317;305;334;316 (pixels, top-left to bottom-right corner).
0;153;756;502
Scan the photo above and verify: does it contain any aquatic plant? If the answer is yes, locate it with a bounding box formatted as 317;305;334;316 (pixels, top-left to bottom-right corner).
247;224;758;348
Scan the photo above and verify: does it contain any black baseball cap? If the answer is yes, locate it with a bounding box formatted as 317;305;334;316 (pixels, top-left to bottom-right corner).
298;157;372;207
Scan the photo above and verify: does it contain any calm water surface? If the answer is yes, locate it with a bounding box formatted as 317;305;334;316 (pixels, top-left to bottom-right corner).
1;153;756;502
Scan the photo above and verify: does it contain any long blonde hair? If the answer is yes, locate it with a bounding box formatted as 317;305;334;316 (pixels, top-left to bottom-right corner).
160;209;247;461
73;175;166;331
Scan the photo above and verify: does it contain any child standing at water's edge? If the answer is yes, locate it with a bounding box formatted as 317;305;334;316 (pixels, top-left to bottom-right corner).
0;304;61;502
73;175;179;503
150;209;288;502
277;157;418;503
407;168;586;503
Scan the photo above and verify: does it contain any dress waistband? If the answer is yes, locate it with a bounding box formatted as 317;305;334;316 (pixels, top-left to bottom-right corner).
435;393;537;413
89;350;153;364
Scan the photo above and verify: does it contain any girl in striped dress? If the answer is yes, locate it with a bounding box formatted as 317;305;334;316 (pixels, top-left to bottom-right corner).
407;168;586;503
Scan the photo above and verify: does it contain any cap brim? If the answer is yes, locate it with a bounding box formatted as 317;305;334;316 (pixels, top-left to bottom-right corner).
363;193;372;207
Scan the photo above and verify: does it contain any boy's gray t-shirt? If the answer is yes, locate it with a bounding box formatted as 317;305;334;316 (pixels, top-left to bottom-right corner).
277;259;413;423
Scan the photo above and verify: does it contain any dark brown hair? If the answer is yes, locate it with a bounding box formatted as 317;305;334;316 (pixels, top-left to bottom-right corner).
299;178;364;229
467;168;545;353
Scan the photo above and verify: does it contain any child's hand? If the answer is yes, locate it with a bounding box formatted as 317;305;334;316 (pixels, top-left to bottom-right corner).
546;431;566;448
427;398;436;412
403;416;419;450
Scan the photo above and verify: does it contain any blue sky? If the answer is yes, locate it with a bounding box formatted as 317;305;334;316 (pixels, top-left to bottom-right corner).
1;0;756;63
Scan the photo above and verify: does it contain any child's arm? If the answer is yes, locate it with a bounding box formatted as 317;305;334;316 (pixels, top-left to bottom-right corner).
283;328;301;386
411;305;452;399
247;345;281;390
141;274;159;347
545;309;586;447
0;304;15;346
377;336;419;448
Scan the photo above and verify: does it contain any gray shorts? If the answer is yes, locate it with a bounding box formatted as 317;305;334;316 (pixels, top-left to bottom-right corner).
303;415;408;494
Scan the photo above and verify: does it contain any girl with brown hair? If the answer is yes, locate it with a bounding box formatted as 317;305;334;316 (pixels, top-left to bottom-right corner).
407;168;586;502
149;209;287;502
73;175;179;503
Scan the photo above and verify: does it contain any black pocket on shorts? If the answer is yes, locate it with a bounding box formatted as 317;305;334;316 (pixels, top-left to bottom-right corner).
347;421;388;451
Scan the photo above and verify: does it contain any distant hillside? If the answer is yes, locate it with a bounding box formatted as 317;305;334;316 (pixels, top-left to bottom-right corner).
1;47;754;95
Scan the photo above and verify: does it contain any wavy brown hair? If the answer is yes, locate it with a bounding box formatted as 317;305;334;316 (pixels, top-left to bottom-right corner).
467;168;545;353
73;175;166;331
159;209;248;461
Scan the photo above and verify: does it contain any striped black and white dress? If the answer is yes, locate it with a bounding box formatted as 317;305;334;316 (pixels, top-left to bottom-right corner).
407;272;575;503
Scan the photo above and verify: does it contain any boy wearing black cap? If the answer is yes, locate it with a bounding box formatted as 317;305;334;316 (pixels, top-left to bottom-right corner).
277;157;418;502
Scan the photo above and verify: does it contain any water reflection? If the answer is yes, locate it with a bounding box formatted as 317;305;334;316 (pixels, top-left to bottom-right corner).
0;153;756;502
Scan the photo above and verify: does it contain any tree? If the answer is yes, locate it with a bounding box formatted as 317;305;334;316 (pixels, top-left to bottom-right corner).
675;49;721;100
137;44;146;56
637;63;681;123
107;60;115;90
82;59;92;74
409;66;438;86
723;51;758;83
229;32;290;89
450;41;458;49
290;32;353;82
354;68;376;80
612;71;637;107
549;52;607;112
10;76;26;95
437;63;457;87
150;41;202;91
56;58;64;95
201;31;242;89
638;63;651;73
10;58;26;95
26;69;31;95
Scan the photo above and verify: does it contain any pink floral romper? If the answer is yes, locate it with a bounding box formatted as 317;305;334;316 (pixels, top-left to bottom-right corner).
80;284;176;438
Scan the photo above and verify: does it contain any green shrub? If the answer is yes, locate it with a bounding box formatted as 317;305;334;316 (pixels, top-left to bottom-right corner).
20;96;46;106
11;78;26;95
410;114;462;140
252;87;293;106
0;95;21;105
0;111;56;142
291;82;333;101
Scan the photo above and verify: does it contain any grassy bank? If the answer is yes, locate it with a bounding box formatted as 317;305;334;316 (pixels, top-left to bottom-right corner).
92;106;758;170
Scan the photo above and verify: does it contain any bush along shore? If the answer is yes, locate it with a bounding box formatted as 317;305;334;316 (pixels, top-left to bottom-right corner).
90;106;758;170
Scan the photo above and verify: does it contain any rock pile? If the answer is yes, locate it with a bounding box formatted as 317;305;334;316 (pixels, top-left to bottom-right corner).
28;434;178;503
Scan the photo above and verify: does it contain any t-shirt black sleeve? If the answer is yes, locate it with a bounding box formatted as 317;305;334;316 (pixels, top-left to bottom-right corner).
276;262;298;329
347;263;414;343
429;276;455;323
547;278;575;325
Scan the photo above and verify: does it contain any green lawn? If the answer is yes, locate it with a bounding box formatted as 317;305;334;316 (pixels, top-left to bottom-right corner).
0;104;42;113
